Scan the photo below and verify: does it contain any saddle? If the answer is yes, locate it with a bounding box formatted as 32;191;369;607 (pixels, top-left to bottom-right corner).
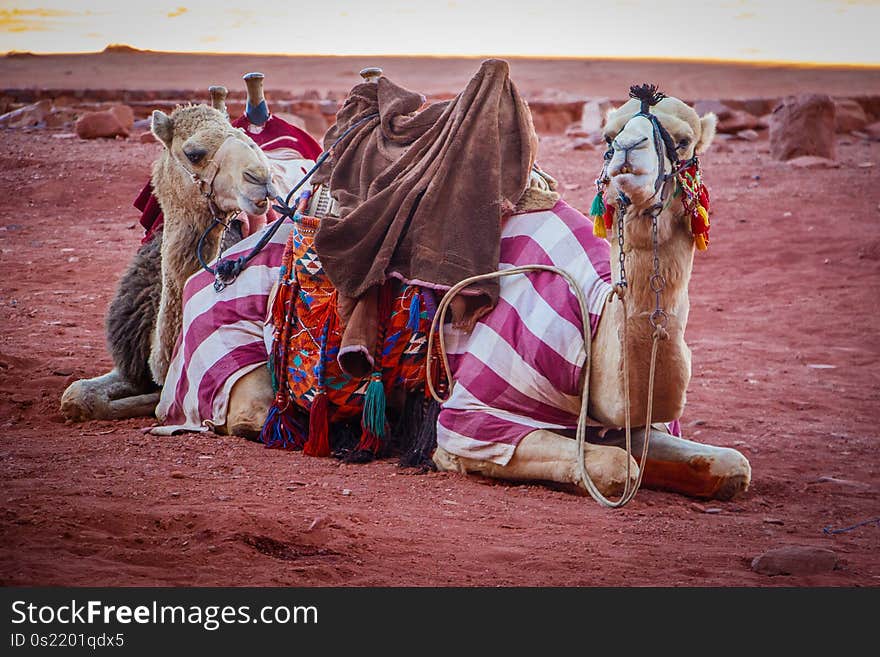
261;190;440;459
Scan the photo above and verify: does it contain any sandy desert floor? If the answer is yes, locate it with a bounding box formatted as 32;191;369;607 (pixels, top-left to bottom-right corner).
0;52;878;586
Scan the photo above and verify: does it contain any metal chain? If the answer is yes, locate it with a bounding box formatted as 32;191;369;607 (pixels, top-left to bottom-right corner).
616;198;628;290
649;210;668;333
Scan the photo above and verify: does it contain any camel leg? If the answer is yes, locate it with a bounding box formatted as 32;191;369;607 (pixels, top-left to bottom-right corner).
60;369;158;421
216;365;274;440
596;426;751;500
433;429;639;498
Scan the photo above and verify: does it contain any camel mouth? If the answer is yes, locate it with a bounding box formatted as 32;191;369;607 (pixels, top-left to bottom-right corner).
238;195;270;216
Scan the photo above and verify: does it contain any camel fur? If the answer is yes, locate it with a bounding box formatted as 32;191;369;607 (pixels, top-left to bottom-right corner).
61;103;275;423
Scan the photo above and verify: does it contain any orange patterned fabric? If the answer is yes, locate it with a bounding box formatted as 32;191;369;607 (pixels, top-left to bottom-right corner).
263;213;435;450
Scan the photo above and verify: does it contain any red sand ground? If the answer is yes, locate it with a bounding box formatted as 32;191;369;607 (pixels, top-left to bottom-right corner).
0;54;878;586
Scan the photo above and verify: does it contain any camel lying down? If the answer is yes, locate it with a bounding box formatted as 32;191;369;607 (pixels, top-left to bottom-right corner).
62;86;751;503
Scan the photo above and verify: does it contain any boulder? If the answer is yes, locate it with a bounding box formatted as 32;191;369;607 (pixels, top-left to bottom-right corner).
0;99;52;128
717;109;761;134
751;545;838;576
769;94;836;161
693;100;732;120
786;155;840;169
75;104;134;139
863;121;880;140
735;129;760;141
108;104;134;131
834;98;868;133
579;98;612;134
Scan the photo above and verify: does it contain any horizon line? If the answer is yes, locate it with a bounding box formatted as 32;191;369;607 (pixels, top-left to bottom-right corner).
3;45;879;71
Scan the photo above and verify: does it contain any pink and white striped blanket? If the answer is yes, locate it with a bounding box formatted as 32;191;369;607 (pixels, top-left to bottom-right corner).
436;200;615;464
151;222;293;434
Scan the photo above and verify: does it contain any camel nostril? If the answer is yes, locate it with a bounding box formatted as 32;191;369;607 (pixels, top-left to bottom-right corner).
243;170;269;186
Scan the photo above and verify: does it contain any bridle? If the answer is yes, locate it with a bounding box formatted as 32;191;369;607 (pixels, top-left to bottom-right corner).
195;112;379;292
596;85;699;215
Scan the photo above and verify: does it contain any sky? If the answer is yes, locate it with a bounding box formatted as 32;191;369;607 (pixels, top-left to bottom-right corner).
1;0;879;65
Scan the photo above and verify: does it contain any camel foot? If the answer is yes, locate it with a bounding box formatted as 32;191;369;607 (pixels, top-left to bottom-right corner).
61;369;157;421
433;429;638;499
598;426;751;500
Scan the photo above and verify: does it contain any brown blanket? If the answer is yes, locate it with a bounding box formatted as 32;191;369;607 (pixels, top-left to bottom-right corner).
313;59;536;376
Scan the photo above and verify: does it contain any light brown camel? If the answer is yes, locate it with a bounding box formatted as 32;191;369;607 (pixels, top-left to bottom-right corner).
432;92;751;500
60;102;276;422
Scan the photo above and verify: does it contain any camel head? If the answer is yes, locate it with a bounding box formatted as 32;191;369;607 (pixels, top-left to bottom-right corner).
151;104;276;216
602;87;716;225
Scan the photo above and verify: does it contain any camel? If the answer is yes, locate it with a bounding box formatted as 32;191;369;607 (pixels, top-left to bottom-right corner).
157;80;749;501
60;101;277;424
432;91;751;500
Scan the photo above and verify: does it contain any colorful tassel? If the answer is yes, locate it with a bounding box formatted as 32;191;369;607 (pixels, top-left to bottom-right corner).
260;403;307;450
697;205;710;229
303;392;331;456
603;202;615;231
362;374;386;440
694;233;708;251
589;192;605;219
592;214;607;238
407;291;421;332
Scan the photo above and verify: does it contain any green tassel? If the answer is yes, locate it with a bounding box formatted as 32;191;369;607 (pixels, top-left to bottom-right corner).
589;192;605;218
362;374;387;439
267;359;278;394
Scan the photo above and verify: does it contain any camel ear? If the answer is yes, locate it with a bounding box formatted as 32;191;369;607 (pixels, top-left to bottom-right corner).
151;110;174;148
694;112;717;154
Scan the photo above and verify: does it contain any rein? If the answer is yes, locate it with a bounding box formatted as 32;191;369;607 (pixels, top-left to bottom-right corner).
196;112;379;292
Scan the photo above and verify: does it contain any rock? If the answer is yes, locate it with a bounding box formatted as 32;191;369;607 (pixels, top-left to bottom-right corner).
863;122;880;140
834;98;868;133
170;471;185;479
786;156;840;169
108;104;134;131
341;488;352;496
570;137;595;151
579;98;611;134
565;126;589;138
736;129;760;141
137;130;156;144
307;515;327;532
0;99;51;128
75;106;132;139
770;94;836;161
751;545;838;576
44;108;80;129
693;100;732;119
717;109;760;134
808;475;871;491
725;98;779;117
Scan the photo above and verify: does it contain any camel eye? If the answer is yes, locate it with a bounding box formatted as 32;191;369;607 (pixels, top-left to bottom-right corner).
185;149;206;165
677;138;690;151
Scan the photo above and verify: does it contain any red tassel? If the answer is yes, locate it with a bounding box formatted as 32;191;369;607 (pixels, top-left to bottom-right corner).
356;425;383;455
303;392;331;457
603;202;615;230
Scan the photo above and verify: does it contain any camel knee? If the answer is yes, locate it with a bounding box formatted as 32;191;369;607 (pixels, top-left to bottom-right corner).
221;368;274;439
60;378;109;421
580;443;639;498
224;397;270;440
432;446;465;473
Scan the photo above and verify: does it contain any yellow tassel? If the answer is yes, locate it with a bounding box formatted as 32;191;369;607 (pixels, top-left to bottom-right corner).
694;233;708;251
697;205;710;229
592;214;607;238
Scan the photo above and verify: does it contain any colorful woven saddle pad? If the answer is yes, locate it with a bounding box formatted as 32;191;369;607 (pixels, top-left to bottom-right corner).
262;213;435;455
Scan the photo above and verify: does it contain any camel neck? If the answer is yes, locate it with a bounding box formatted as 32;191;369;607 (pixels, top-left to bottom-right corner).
609;204;694;326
